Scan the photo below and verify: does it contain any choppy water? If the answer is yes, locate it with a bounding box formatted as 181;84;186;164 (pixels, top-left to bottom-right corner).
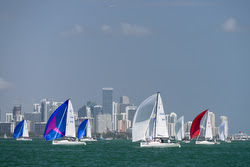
0;139;250;167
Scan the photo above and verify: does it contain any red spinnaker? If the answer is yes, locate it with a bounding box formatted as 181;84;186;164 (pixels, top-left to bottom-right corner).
190;109;208;140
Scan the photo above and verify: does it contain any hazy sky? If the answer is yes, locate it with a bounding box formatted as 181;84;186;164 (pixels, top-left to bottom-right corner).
0;0;249;134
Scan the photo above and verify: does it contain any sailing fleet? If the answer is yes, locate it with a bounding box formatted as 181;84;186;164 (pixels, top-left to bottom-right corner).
10;93;236;147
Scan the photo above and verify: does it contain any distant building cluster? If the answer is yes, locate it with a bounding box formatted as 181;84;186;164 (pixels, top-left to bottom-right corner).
0;88;230;139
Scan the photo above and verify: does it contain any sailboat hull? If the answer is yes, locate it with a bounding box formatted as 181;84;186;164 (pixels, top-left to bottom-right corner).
195;141;219;145
79;138;97;142
16;138;32;141
52;140;86;145
140;141;181;148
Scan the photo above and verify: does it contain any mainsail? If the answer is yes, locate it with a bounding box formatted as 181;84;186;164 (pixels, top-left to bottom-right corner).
22;120;29;138
77;119;88;139
44;100;69;141
205;112;213;139
175;116;184;141
65;100;76;138
86;119;92;138
219;121;226;141
190;109;208;139
155;94;169;138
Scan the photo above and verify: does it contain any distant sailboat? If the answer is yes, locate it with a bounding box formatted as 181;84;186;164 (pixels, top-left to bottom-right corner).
132;92;180;148
13;120;32;141
190;109;219;145
175;116;189;143
77;119;97;141
4;133;7;138
219;121;231;143
44;99;86;145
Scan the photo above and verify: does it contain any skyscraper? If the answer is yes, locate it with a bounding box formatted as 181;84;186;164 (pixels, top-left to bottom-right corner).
13;106;21;122
41;99;47;122
120;96;129;104
102;88;113;115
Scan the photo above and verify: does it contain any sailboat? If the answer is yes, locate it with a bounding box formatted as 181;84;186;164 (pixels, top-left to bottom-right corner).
175;116;189;143
4;133;7;138
219;121;231;143
132;92;180;148
44;99;86;145
77;119;97;141
13;120;32;141
190;109;219;145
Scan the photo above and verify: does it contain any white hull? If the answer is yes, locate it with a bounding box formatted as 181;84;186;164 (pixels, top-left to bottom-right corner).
52;140;86;145
80;138;97;142
182;140;190;143
195;140;219;145
16;138;32;141
225;140;231;143
140;141;181;148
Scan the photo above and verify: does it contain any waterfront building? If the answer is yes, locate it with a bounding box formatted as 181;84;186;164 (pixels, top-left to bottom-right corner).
24;112;41;132
41;99;48;122
126;106;137;123
102;88;113;115
35;122;47;135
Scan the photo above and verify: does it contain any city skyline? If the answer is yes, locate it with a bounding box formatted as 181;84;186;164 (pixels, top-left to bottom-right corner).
0;0;250;135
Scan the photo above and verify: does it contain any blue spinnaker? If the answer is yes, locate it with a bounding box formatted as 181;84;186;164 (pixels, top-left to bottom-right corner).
13;120;24;138
44;100;68;141
77;119;88;139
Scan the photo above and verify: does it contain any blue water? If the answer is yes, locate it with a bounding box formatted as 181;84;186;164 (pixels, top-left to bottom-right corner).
0;139;250;166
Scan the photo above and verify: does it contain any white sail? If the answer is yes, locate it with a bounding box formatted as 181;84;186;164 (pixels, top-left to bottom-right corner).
175;116;184;141
86;119;92;138
132;94;157;142
65;100;76;138
205;111;213;139
22;120;29;138
155;93;168;138
219;121;225;141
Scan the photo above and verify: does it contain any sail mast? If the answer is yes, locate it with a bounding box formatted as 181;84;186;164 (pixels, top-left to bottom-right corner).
154;92;159;141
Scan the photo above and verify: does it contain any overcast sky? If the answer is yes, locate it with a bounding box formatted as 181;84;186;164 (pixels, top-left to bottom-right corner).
0;0;249;134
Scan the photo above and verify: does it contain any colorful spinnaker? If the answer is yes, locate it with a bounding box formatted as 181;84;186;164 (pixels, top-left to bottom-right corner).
190;109;208;139
77;119;88;139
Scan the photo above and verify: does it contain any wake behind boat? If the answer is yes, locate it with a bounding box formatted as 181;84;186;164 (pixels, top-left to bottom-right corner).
13;119;32;141
44;99;86;145
132;92;180;148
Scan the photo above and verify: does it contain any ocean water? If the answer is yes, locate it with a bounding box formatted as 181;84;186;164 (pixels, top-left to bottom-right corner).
0;139;250;167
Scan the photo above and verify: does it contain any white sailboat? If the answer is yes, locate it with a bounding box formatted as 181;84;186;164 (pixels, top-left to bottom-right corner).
4;133;7;138
219;121;231;143
175;116;189;143
44;99;86;145
194;110;219;145
132;92;180;148
13;120;32;141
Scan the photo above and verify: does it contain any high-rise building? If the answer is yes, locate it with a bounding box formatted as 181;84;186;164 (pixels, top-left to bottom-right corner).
13;106;21;122
112;102;119;131
41;99;48;122
220;116;228;138
102;88;113;115
208;112;216;136
78;105;91;118
184;121;192;138
33;103;41;113
169;112;177;136
93;105;103;134
120;96;130;104
6;113;13;123
24;112;41;132
126;106;137;123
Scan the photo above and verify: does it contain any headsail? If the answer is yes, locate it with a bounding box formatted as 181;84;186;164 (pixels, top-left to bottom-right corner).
175;116;184;141
190;109;208;139
132;94;157;142
13;120;24;138
219;121;226;141
44;100;69;141
77;119;88;139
